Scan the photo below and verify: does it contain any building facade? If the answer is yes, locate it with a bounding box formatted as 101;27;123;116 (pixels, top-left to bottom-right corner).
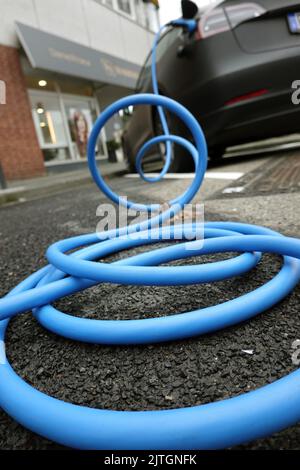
0;0;160;181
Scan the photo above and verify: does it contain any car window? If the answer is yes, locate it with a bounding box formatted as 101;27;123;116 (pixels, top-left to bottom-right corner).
136;28;182;91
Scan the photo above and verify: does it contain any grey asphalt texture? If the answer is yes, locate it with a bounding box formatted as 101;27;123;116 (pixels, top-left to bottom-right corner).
1;153;300;450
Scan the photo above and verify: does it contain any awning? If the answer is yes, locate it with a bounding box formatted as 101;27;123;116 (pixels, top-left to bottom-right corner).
16;22;141;89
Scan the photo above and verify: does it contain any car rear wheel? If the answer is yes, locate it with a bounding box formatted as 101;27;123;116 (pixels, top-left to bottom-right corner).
209;146;226;162
153;110;194;173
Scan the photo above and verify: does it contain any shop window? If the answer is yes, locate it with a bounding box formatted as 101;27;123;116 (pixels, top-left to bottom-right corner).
29;89;105;163
33;99;66;146
37;105;64;145
29;91;70;162
63;97;103;159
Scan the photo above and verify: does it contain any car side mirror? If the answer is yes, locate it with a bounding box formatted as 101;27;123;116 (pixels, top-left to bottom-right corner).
181;0;199;19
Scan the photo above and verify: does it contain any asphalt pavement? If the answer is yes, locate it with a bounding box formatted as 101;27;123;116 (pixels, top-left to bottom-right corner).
1;150;300;450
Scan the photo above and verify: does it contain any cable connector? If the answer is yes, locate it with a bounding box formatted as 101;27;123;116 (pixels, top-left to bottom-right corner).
168;18;198;34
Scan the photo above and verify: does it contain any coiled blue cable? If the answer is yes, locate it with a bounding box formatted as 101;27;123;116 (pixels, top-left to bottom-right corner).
1;20;300;449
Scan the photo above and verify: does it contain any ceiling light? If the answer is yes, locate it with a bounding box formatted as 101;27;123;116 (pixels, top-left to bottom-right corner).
38;80;47;87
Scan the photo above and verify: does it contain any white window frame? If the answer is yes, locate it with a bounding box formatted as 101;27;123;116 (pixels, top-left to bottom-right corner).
115;0;136;20
99;0;136;21
28;89;69;150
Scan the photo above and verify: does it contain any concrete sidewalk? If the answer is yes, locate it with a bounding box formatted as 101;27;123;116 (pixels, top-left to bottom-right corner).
0;160;127;205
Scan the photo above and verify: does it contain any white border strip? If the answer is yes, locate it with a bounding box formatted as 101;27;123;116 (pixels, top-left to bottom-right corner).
125;172;244;181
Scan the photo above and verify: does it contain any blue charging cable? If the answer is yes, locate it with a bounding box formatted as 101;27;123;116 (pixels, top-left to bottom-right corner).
1;19;300;449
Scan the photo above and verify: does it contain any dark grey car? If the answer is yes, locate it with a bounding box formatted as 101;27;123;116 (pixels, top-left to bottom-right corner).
123;0;300;172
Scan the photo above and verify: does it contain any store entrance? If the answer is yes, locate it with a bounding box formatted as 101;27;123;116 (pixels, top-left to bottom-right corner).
29;88;106;166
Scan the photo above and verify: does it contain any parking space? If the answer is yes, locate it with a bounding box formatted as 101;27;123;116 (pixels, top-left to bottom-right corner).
1;149;300;449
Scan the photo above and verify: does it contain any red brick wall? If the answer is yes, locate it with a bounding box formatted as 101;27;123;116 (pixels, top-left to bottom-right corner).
0;44;45;181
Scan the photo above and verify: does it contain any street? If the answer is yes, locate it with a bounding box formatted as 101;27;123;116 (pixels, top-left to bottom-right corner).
1;149;300;449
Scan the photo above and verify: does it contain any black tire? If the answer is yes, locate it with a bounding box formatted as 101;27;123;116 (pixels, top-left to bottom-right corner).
209;147;225;162
122;136;137;173
153;110;193;173
127;160;136;173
